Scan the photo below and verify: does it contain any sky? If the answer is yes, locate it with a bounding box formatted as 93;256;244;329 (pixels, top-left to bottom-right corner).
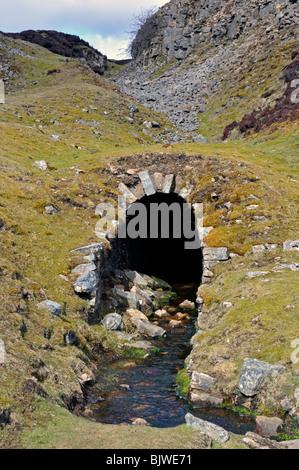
1;0;169;59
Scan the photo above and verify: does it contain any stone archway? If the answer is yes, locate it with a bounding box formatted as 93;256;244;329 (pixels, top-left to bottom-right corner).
70;170;231;315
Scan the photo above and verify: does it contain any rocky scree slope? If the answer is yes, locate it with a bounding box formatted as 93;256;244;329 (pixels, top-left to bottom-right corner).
112;0;299;136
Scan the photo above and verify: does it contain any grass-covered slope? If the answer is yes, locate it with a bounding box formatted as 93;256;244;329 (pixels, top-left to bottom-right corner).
0;32;298;448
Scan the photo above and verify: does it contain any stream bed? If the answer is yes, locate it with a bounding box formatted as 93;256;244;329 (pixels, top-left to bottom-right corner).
87;283;255;434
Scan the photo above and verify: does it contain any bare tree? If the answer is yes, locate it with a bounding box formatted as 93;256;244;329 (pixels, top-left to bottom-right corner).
125;6;159;57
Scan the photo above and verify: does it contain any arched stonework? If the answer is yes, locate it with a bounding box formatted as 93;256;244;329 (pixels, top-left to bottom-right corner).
70;171;231;318
118;170;194;206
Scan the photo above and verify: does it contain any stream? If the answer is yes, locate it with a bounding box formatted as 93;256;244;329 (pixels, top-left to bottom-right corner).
87;283;255;434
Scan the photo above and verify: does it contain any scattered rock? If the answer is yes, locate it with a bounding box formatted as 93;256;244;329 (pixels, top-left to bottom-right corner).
71;263;96;276
33;160;48;171
154;309;168;318
246;204;259;210
175;312;190;320
123;340;155;352
70;243;105;255
185;413;229;443
280;439;299;449
190;392;223;408
203;247;229;261
44;205;58;215
37;300;61;316
130;317;166;338
246;271;270;279
243;432;285;449
179;299;195;309
255;416;284;438
222;302;234;308
252;244;266;253
190;372;217;392
131;418;151;426
101;313;123;331
168;319;182;328
126;308;148;322
63;330;79;346
125;270;149;286
283;239;299;251
74;271;98;297
112;288;140;310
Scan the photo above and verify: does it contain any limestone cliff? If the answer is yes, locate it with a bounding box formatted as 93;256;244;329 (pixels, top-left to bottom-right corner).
131;0;298;66
113;0;298;135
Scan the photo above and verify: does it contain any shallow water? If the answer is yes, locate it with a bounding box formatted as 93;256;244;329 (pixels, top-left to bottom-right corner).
88;283;255;434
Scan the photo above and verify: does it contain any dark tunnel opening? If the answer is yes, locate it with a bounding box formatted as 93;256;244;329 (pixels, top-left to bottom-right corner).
122;192;203;284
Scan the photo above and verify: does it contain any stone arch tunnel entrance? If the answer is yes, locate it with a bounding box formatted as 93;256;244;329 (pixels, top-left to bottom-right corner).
123;192;203;285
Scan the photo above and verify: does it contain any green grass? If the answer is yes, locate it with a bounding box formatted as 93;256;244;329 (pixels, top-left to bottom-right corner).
0;32;298;449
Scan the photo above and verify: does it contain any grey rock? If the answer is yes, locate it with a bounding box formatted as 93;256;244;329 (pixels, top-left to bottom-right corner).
190;392;223;408
33;160;48;171
71;263;96;276
246;270;270;279
191;134;208;143
70;243;104;255
63;330;78;346
118;183;137;204
101;313;123;331
37;300;61;316
130;285;154;313
44;205;57;215
190;372;216;392
163;174;175;193
139;170;156;196
130;317;166;338
124;270;149;286
280;439;299;449
273;263;299;272
243;432;285;449
238;358;286;397
283;239;299;251
112;288;140;309
123;340;155;351
185;413;229;443
179;299;195;309
252;244;266;253
115;332;136;341
203;247;229;261
255;416;284;438
74;271;98;296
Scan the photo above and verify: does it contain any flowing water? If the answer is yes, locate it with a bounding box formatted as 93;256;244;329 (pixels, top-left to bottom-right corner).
88;283;255;434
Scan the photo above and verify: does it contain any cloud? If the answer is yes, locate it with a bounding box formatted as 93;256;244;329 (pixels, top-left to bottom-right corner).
1;0;169;35
83;34;130;60
1;0;169;59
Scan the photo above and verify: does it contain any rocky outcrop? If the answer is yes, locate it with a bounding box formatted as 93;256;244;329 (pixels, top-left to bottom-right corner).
131;0;298;66
4;30;108;74
113;0;298;133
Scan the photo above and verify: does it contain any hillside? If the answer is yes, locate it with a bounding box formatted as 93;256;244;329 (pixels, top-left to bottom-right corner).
0;1;299;450
113;0;299;138
4;30;108;75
